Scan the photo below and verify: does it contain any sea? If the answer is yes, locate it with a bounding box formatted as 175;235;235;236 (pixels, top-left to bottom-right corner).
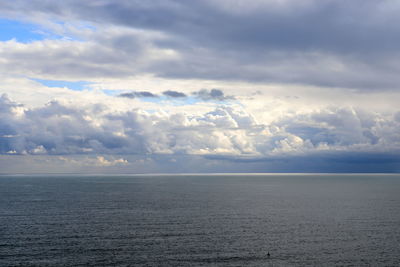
1;174;400;266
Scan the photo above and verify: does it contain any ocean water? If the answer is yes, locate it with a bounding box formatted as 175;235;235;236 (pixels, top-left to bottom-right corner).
1;174;400;266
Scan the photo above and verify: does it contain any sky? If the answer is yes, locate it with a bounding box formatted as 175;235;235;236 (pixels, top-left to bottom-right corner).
1;0;400;173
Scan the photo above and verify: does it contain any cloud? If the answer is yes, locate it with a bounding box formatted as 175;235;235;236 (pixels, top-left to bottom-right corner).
1;1;400;89
1;94;400;159
118;89;235;101
1;2;400;173
118;91;158;98
1;151;399;174
4;0;397;54
162;90;186;98
193;89;234;101
58;155;128;166
0;28;178;81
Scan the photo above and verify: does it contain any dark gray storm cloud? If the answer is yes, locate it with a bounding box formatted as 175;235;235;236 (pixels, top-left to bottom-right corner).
162;90;186;98
204;151;400;173
119;91;158;98
2;0;400;89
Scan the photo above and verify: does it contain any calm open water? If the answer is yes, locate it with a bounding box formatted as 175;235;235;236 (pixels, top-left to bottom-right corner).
1;174;400;266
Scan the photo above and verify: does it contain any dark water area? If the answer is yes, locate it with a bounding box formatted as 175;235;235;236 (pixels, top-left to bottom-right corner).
1;174;400;266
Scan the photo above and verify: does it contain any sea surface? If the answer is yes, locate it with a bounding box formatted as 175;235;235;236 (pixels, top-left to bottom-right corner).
1;174;400;266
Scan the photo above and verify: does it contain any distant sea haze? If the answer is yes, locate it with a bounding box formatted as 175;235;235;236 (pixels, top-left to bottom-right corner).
1;174;400;266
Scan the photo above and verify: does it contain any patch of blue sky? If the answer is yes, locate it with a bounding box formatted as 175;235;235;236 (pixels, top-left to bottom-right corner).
117;93;237;106
139;96;237;106
72;21;96;32
102;90;119;96
0;18;64;42
138;96;164;104
119;95;198;105
45;19;96;41
31;78;92;91
160;96;202;106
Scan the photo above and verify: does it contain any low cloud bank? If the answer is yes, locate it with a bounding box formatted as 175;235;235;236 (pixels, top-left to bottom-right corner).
1;94;399;157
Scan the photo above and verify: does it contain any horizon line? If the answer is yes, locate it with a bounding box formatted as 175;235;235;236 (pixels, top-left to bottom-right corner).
1;172;400;177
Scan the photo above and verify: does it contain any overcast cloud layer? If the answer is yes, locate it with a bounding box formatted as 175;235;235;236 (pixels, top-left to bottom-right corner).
2;0;400;88
1;0;400;173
